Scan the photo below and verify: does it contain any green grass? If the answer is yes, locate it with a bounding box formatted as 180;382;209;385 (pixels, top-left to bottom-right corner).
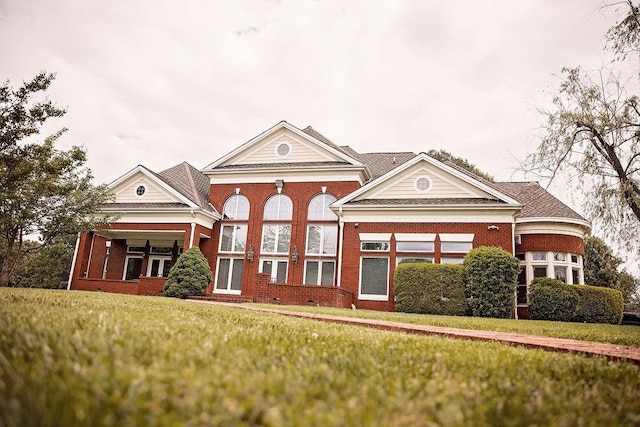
1;289;639;426
250;303;640;347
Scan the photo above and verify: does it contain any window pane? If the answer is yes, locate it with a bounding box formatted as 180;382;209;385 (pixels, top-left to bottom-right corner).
261;225;276;252
216;259;230;289
305;261;319;285
441;242;472;252
517;284;528;304
533;267;547;278
571;254;579;264
234;225;247;252
262;260;273;275
320;262;335;285
223;195;249;220
306;225;321;254
397;241;434;252
264;195;293;220
572;269;580;284
220;225;234;251
555;266;567;283
554;253;567;262
162;260;171;278
276;261;288;283
518;268;526;285
361;258;388;296
398;257;433;265
361;242;390;251
231;259;244;290
322;225;338;255
308;194;338;220
441;257;464;265
150;259;160;277
277;225;291;253
532;252;547;261
125;258;142;280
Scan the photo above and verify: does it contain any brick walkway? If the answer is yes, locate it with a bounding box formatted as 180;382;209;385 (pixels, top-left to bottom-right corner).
189;300;640;365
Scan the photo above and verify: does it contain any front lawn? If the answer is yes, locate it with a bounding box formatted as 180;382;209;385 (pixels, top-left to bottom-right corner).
250;303;640;347
1;288;639;426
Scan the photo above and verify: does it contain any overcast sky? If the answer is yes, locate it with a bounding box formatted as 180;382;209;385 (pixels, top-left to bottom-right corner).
0;1;619;194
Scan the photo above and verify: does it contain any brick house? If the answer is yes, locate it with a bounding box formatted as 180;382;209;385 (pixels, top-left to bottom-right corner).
68;121;590;316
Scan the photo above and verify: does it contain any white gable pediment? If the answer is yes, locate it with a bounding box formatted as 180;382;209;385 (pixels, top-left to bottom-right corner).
204;121;363;169
109;166;197;206
335;153;521;206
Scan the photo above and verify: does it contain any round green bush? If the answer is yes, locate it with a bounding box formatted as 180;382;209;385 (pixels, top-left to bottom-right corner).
463;246;519;318
529;278;579;322
163;247;212;299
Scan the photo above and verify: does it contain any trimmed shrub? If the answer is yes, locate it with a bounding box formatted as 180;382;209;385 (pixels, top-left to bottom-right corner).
394;263;467;316
529;278;579;322
573;284;624;324
163;247;212;299
464;246;519;319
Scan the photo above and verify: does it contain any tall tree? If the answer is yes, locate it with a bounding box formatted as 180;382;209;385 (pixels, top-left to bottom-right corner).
525;2;640;252
583;235;623;287
0;72;113;286
427;149;494;182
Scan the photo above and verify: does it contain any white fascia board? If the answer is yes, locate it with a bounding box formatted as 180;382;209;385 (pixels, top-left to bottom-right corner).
359;233;392;241
205;167;368;185
108;165;200;209
101;209;217;228
338;208;517;224
395;233;437;242
203;121;365;170
515;217;591;230
515;218;591;238
439;233;475;242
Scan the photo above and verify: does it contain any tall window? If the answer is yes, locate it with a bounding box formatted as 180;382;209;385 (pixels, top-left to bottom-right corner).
358;233;391;300
216;194;250;293
261;194;293;283
304;194;338;286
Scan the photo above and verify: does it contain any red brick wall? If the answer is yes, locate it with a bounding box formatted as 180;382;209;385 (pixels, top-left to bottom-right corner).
254;273;353;308
73;278;140;295
517;234;584;255
341;221;513;311
209;181;361;293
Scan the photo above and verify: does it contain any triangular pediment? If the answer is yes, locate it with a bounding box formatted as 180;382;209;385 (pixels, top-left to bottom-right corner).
109;165;198;207
334;154;521;206
204;121;363;170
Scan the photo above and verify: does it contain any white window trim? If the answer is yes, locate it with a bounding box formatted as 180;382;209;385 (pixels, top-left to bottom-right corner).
396;256;434;265
359;233;392;241
122;256;143;280
219;224;247;254
358;256;389;301
260;224;291;255
394;233;436;242
303;260;336;286
147;256;172;278
214;257;244;295
305;224;338;256
259;257;289;283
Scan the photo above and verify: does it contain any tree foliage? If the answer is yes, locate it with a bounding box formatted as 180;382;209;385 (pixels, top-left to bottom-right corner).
427;149;494;182
163;247;212;298
0;72;114;286
526;2;640;253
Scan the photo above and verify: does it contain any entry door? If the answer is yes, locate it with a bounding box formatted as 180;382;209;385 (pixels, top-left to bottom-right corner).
148;256;172;278
260;259;288;283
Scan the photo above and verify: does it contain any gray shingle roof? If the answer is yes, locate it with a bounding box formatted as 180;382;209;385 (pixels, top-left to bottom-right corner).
156;162;215;212
301;126;355;158
491;182;586;220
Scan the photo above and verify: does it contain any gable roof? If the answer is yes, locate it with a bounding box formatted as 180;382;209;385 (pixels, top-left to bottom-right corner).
203;121;365;171
333;152;522;208
107;163;218;215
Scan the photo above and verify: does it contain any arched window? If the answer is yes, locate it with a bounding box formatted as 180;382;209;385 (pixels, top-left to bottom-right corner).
307;194;338;220
223;195;250;220
263;194;293;220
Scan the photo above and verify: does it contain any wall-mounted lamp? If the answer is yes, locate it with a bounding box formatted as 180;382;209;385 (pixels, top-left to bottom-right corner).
488;225;500;231
292;245;299;264
275;179;284;194
246;245;254;262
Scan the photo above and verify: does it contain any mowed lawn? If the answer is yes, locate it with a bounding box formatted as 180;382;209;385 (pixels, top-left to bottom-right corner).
1;289;639;427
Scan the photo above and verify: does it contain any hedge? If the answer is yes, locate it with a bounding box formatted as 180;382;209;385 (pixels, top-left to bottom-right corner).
529;278;579;322
163;247;212;299
464;247;519;319
529;278;624;324
394;263;468;316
